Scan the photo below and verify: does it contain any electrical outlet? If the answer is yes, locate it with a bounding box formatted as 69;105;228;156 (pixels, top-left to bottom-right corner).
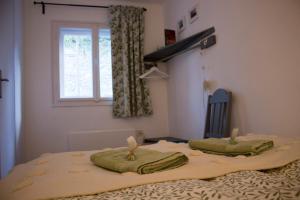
135;130;144;145
203;80;210;91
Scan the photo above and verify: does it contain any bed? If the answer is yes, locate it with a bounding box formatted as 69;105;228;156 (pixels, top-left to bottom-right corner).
0;134;300;200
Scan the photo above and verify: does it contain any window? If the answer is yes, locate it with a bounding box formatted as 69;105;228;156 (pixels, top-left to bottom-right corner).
98;29;113;99
52;22;112;106
60;28;93;99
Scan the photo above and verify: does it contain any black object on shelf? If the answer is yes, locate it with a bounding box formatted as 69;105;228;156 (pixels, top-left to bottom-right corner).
200;35;216;50
144;137;188;144
144;27;215;63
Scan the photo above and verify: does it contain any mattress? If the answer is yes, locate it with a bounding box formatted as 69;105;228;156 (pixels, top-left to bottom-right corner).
1;134;300;200
56;159;300;200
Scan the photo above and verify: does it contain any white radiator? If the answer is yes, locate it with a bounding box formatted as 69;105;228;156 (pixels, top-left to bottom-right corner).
67;129;143;151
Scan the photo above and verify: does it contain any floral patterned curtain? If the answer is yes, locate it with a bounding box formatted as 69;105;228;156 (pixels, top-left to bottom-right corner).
109;5;153;118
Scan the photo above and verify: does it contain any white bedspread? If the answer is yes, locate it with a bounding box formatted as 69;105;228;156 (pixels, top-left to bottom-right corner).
0;134;299;200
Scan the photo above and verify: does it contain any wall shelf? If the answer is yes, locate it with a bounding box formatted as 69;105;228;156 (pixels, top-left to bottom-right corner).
144;26;216;63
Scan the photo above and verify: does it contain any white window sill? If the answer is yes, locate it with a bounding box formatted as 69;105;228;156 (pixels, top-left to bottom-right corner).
53;99;112;107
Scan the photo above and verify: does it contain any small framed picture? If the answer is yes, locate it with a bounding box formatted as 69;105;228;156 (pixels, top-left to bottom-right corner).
189;4;199;24
177;16;186;33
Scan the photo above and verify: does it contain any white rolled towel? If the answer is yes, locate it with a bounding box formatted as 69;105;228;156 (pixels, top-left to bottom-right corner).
127;136;138;161
229;128;239;144
127;136;138;152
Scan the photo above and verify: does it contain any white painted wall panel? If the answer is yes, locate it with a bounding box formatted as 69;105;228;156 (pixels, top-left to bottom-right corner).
23;0;169;161
68;129;138;151
164;0;300;139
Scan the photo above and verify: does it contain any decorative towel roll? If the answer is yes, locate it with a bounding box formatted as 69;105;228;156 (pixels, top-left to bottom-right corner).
90;148;188;174
189;138;274;156
127;136;138;161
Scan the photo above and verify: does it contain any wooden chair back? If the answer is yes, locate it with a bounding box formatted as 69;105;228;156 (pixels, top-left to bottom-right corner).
204;89;232;138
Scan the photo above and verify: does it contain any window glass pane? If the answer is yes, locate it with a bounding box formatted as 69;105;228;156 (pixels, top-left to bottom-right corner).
99;29;113;99
59;28;93;99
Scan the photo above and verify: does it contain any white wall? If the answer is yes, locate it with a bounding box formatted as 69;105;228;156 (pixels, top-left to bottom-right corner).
0;0;16;177
23;0;169;161
14;0;24;165
164;0;300;139
0;0;23;177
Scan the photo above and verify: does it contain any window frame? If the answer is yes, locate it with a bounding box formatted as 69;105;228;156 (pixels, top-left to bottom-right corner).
52;21;112;107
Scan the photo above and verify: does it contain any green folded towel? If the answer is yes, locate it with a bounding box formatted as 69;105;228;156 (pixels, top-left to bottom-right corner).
90;148;188;174
189;138;274;156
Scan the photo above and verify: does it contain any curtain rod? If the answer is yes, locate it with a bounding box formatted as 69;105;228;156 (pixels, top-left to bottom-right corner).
33;1;147;15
